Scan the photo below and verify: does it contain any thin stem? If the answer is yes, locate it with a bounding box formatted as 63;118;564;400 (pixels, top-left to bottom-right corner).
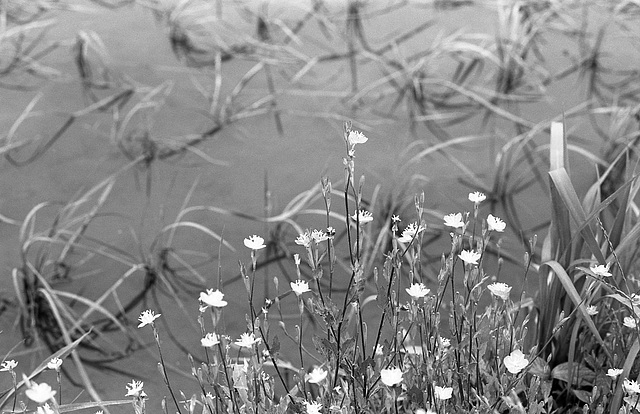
216;340;241;414
152;324;183;414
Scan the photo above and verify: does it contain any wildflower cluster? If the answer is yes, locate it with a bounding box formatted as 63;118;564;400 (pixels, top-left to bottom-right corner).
5;121;640;414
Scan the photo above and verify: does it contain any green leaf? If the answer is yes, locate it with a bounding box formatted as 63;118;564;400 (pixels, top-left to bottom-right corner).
551;362;596;387
551;361;595;387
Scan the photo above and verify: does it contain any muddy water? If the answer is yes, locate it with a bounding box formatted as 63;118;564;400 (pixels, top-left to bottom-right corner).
1;1;638;411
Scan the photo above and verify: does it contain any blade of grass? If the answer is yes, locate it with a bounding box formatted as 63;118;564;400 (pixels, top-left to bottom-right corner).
549;168;606;264
611;338;640;413
542;260;611;359
0;331;91;407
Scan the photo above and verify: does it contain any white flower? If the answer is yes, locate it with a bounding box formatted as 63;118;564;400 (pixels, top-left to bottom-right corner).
487;214;506;232
440;338;451;348
469;191;486;204
458;250;481;265
590;263;612;277
487;282;512;300
347;130;368;147
398;222;426;243
380;367;403;387
25;382;56;404
624;316;637;329
47;357;62;371
137;309;161;328
607;368;624;379
244;235;266;250
36;404;54;414
433;385;453;400
201;333;220;348
235;332;261;348
443;213;464;228
391;215;401;223
0;360;17;371
311;229;330;243
125;380;145;398
295;231;312;247
351;209;373;224
585;305;598;316
624;378;640;394
291;279;311;296
305;401;323;414
306;367;328;384
406;283;430;299
199;289;228;308
504;349;529;374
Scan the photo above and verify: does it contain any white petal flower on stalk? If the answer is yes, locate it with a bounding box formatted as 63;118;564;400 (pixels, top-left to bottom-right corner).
295;231;312;247
607;368;624;379
398;222;426;243
125;380;145;398
311;229;330;243
25;382;56;404
351;209;373;224
487;282;512;301
201;333;220;348
590;263;612;277
585;305;598;316
487;214;506;232
0;360;17;371
291;279;311;296
199;289;228;308
347;130;368;147
47;357;62;371
458;250;481;265
624;378;640;394
624;316;637;329
137;309;161;328
380;367;404;387
235;332;261;348
244;235;266;250
443;213;464;229
406;283;430;299
306;367;328;384
503;349;529;374
433;385;453;400
391;215;401;223
468;191;486;204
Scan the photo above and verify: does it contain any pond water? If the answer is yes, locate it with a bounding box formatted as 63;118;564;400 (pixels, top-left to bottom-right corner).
1;0;639;412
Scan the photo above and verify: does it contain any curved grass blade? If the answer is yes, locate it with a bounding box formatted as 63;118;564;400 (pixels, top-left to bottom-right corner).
548;168;606;264
0;331;91;408
542;260;610;359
